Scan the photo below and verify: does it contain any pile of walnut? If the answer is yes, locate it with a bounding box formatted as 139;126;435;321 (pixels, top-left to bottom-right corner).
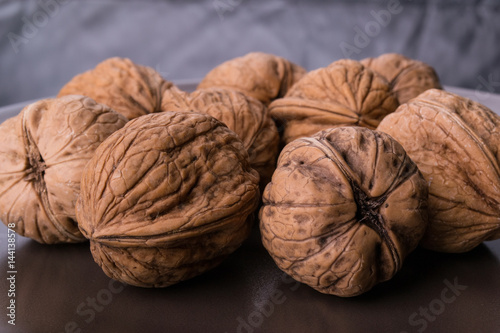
0;53;498;296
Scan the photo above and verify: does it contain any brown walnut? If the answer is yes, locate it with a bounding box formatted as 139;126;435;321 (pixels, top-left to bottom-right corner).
76;111;260;287
361;53;442;104
260;126;428;297
197;52;306;105
378;89;500;253
161;86;279;187
269;59;399;145
0;96;127;244
58;57;172;120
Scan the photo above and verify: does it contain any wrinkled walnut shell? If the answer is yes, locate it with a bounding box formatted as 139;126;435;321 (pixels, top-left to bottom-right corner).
161;86;279;187
76;111;260;287
197;52;306;105
260;126;428;297
0;96;127;244
361;53;442;104
58;57;172;120
269;59;399;145
378;89;500;253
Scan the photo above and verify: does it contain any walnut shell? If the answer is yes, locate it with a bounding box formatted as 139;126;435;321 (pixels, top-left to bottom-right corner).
161;86;279;187
76;111;260;287
0;96;127;244
58;57;172;120
361;53;442;104
378;89;500;253
269;59;399;145
197;52;306;105
260;126;428;297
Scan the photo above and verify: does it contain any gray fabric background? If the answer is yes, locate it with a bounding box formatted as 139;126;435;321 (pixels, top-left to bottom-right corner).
0;0;499;107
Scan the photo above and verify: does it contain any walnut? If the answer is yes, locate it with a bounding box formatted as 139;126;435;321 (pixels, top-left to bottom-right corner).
269;59;399;145
0;96;127;244
259;126;428;297
377;89;500;253
76;111;260;287
58;57;172;120
361;53;442;104
197;52;306;105
161;86;279;187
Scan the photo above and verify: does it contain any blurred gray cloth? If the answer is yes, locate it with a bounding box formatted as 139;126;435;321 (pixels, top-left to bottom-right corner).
0;0;499;107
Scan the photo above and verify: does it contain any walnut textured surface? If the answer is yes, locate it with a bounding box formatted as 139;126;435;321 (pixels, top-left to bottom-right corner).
76;111;260;287
161;87;279;187
260;127;428;297
0;96;127;244
269;59;399;145
361;53;442;104
378;89;500;253
58;57;172;120
197;52;306;105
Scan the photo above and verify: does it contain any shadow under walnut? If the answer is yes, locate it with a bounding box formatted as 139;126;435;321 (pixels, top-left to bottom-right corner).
76;111;260;287
260;126;428;297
